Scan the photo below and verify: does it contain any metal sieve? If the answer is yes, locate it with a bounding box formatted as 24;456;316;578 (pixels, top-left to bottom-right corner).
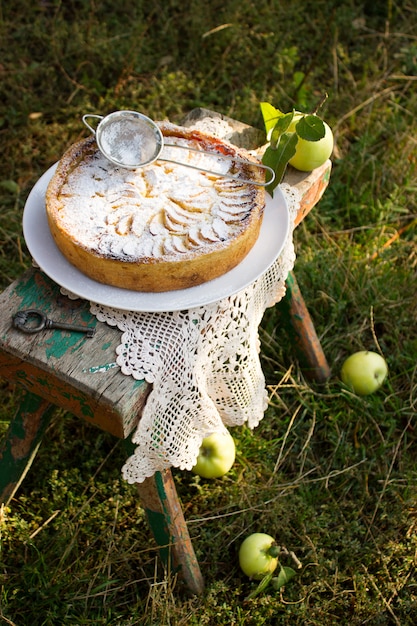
82;110;275;187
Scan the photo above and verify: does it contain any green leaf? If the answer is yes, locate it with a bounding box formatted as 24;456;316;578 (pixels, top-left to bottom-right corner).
245;573;274;600
260;102;283;140
271;566;297;591
262;132;298;195
295;115;325;142
270;111;295;147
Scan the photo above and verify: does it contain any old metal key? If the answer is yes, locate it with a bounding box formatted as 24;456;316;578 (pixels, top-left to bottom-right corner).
12;309;96;338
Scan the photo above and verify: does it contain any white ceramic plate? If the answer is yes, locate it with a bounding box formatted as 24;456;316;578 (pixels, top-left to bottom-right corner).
22;163;289;312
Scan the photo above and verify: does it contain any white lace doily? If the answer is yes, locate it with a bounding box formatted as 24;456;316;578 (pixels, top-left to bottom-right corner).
90;184;299;483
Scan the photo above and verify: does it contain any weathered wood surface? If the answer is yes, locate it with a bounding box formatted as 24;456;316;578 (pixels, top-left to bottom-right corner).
136;470;205;595
0;269;149;438
284;161;331;226
278;272;330;382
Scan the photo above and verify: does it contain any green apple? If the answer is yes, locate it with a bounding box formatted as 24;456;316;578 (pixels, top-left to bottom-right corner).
239;533;280;579
341;350;388;396
288;112;334;172
192;431;236;478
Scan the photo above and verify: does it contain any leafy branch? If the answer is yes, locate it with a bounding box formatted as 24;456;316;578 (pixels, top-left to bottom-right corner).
260;101;327;196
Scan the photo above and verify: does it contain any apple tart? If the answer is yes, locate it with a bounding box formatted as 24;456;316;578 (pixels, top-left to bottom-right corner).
45;122;266;292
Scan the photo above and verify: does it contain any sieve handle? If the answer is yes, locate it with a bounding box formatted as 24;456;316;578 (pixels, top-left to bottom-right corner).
162;143;276;187
82;114;104;135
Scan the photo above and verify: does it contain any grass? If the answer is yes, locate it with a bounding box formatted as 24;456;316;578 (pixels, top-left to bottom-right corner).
0;0;416;624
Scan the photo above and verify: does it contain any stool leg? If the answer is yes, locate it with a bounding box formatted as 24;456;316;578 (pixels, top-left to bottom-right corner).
278;271;331;383
136;469;204;595
0;391;55;505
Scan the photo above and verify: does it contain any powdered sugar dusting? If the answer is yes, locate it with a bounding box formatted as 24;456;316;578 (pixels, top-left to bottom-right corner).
52;129;262;262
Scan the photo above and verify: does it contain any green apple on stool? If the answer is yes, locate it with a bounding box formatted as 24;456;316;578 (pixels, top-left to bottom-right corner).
288;112;334;171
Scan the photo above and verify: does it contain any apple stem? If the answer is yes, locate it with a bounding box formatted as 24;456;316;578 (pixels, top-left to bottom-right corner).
311;92;328;116
267;544;280;559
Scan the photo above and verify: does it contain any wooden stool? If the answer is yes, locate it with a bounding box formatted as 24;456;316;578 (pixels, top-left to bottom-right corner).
0;267;205;594
0;114;331;595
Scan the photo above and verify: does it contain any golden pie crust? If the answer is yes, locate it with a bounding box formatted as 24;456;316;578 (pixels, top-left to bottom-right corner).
45;122;266;292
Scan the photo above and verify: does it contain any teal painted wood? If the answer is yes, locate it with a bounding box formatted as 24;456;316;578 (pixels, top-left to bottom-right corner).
0;391;55;505
145;507;173;568
121;440;199;586
135;470;204;595
0;268;150;438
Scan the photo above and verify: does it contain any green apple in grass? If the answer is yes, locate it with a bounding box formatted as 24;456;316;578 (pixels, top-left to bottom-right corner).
192;431;236;478
341;351;388;396
239;533;280;579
